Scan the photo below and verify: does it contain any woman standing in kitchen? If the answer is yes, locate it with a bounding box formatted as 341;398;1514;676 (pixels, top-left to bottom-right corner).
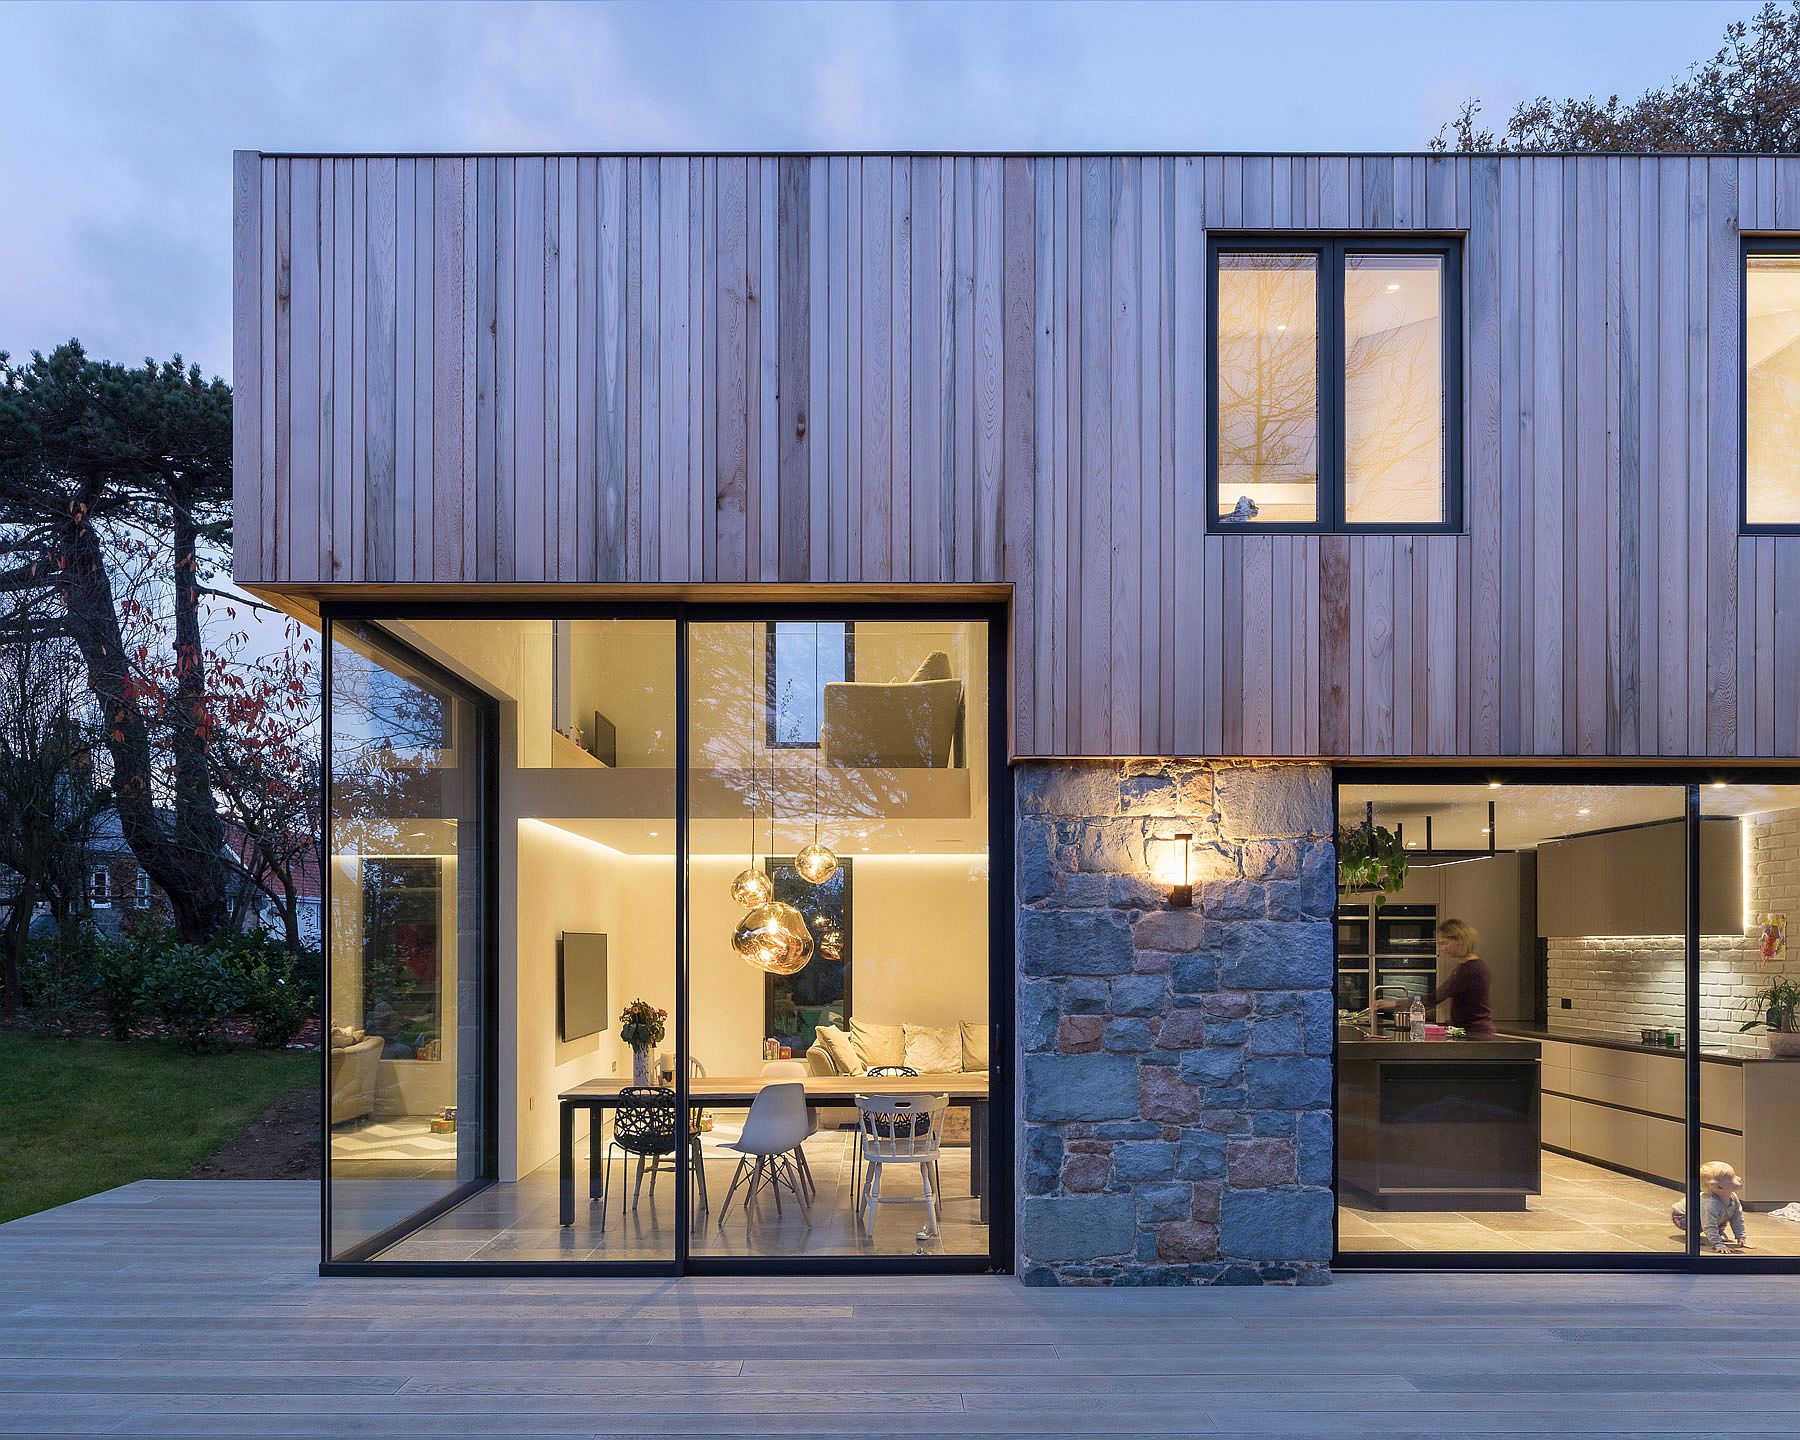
1378;918;1496;1036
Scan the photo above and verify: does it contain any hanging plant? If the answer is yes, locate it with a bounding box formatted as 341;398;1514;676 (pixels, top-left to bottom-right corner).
1336;821;1409;906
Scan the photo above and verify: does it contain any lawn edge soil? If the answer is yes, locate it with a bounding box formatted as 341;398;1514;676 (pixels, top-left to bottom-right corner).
189;1082;322;1180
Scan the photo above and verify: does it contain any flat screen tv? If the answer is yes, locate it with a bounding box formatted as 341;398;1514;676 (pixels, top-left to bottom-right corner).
559;932;607;1042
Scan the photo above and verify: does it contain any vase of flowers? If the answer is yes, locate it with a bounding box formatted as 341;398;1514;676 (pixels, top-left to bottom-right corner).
619;998;668;1086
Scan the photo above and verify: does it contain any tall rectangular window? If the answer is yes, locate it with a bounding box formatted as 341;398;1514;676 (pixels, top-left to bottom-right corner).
1211;237;1460;533
765;621;853;749
1744;245;1800;529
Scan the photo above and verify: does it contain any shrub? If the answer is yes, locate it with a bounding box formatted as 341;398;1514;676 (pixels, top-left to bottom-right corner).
91;935;157;1042
146;940;245;1054
20;919;104;1034
229;935;317;1050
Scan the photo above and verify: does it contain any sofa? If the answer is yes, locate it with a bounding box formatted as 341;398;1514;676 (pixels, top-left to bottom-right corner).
805;1018;987;1144
329;1029;383;1126
820;651;964;767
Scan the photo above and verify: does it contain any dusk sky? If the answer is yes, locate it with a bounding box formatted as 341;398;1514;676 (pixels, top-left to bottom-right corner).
0;0;1764;382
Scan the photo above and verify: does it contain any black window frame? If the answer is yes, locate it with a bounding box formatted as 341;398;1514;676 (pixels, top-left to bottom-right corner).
763;619;856;749
1207;233;1464;536
1740;236;1800;535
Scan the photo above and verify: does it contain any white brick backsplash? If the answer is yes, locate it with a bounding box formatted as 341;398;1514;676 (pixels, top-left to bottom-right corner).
1545;809;1800;1056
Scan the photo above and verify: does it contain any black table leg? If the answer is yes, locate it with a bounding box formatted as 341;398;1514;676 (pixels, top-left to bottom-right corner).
971;1099;989;1224
559;1100;575;1227
588;1105;602;1202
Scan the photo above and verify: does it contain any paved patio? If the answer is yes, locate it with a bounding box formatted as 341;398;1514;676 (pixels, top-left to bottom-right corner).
2;1181;1798;1437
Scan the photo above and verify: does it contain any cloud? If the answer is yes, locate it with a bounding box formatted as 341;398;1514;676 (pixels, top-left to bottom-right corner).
0;0;1759;379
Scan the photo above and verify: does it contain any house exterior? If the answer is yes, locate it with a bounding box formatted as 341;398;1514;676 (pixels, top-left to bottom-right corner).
233;150;1800;1281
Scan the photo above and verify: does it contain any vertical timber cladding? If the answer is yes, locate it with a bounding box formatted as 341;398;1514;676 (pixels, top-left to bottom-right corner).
1015;760;1335;1284
237;151;1800;761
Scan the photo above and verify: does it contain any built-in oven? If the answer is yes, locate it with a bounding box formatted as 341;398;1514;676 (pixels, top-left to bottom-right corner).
1374;904;1437;956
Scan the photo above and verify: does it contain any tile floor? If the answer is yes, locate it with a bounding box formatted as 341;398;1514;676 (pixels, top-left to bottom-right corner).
375;1117;988;1263
1339;1149;1800;1255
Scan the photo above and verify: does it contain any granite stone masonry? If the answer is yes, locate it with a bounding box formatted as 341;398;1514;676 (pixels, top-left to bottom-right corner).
1015;759;1336;1286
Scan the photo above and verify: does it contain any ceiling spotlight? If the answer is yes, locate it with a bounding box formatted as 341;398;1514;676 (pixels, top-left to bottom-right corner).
1577;808;1591;816
1487;780;1502;790
1385;282;1401;292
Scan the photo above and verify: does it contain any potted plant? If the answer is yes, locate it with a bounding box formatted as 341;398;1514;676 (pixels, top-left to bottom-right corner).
1739;978;1800;1058
1336;821;1409;907
619;997;668;1086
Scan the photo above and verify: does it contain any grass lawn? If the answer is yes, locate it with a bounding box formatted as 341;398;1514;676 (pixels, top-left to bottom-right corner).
0;1031;315;1225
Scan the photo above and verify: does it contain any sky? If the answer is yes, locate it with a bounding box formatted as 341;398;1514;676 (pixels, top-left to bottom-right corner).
0;0;1766;383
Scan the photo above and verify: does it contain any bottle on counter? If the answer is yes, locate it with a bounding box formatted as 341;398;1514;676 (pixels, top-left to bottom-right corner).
1409;997;1426;1042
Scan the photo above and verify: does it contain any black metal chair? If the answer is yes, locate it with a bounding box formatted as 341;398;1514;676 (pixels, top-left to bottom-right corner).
601;1086;677;1231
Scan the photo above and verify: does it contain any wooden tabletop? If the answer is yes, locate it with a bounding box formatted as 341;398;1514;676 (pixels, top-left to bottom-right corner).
560;1073;990;1103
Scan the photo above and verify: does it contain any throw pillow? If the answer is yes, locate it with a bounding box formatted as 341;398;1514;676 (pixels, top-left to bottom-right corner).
904;1022;962;1074
850;1018;905;1071
960;1019;989;1072
910;650;953;682
813;1023;861;1076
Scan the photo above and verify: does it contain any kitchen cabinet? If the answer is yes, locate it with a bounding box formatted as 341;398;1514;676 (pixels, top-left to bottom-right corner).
1537;818;1740;938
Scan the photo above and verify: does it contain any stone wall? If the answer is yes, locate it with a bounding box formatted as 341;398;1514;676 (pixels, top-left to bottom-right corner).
1014;759;1336;1285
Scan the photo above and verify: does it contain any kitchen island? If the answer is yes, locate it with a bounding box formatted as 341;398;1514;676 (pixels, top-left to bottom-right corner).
1338;1032;1542;1210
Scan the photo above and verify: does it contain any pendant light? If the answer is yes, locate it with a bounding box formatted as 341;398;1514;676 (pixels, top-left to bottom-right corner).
794;621;839;886
734;623;812;975
729;638;774;906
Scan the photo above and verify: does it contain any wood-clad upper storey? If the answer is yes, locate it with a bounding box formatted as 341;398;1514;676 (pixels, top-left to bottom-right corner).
232;150;1800;760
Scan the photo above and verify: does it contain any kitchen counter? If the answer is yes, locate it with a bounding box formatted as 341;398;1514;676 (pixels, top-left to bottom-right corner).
1338;1034;1541;1211
1340;1034;1542;1061
1498;1027;1751;1065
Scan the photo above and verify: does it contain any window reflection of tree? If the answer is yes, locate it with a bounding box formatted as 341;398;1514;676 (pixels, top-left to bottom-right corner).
1344;266;1444;526
1217;257;1319;522
1747;270;1800;524
1218;256;1446;527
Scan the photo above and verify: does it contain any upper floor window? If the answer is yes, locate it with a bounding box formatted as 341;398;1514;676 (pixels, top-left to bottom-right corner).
1745;240;1800;530
89;867;111;909
1209;236;1462;533
765;622;854;749
134;868;152;907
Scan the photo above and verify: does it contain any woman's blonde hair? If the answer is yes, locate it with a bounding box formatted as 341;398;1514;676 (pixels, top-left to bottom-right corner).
1436;918;1479;959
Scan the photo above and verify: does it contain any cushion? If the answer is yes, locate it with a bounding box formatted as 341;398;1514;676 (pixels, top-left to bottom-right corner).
850;1019;905;1071
813;1024;861;1076
910;650;953;682
904;1023;963;1075
960;1020;990;1073
329;1026;363;1050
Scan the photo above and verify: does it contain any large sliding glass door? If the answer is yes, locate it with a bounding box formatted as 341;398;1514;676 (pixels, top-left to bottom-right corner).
325;624;493;1262
320;604;1008;1274
1334;770;1800;1268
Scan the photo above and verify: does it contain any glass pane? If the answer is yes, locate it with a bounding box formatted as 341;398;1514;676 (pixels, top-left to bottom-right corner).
1746;254;1800;526
1216;252;1319;525
1698;784;1800;1259
350;618;679;1265
688;618;991;1259
327;625;487;1259
1334;781;1687;1257
767;622;851;747
1343;253;1446;526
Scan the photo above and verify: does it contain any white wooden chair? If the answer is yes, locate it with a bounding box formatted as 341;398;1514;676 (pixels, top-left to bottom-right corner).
854;1094;947;1236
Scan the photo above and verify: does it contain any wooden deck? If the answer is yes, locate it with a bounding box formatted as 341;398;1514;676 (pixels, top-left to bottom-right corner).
4;1180;1799;1436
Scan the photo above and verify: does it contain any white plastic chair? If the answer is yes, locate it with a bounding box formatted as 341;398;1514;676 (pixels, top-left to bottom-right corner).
715;1081;812;1226
855;1094;947;1236
759;1060;817;1197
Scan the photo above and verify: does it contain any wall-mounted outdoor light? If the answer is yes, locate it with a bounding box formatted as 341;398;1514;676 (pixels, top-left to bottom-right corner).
1151;831;1195;908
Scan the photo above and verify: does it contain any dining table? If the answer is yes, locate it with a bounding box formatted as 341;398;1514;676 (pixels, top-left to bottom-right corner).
558;1073;992;1227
